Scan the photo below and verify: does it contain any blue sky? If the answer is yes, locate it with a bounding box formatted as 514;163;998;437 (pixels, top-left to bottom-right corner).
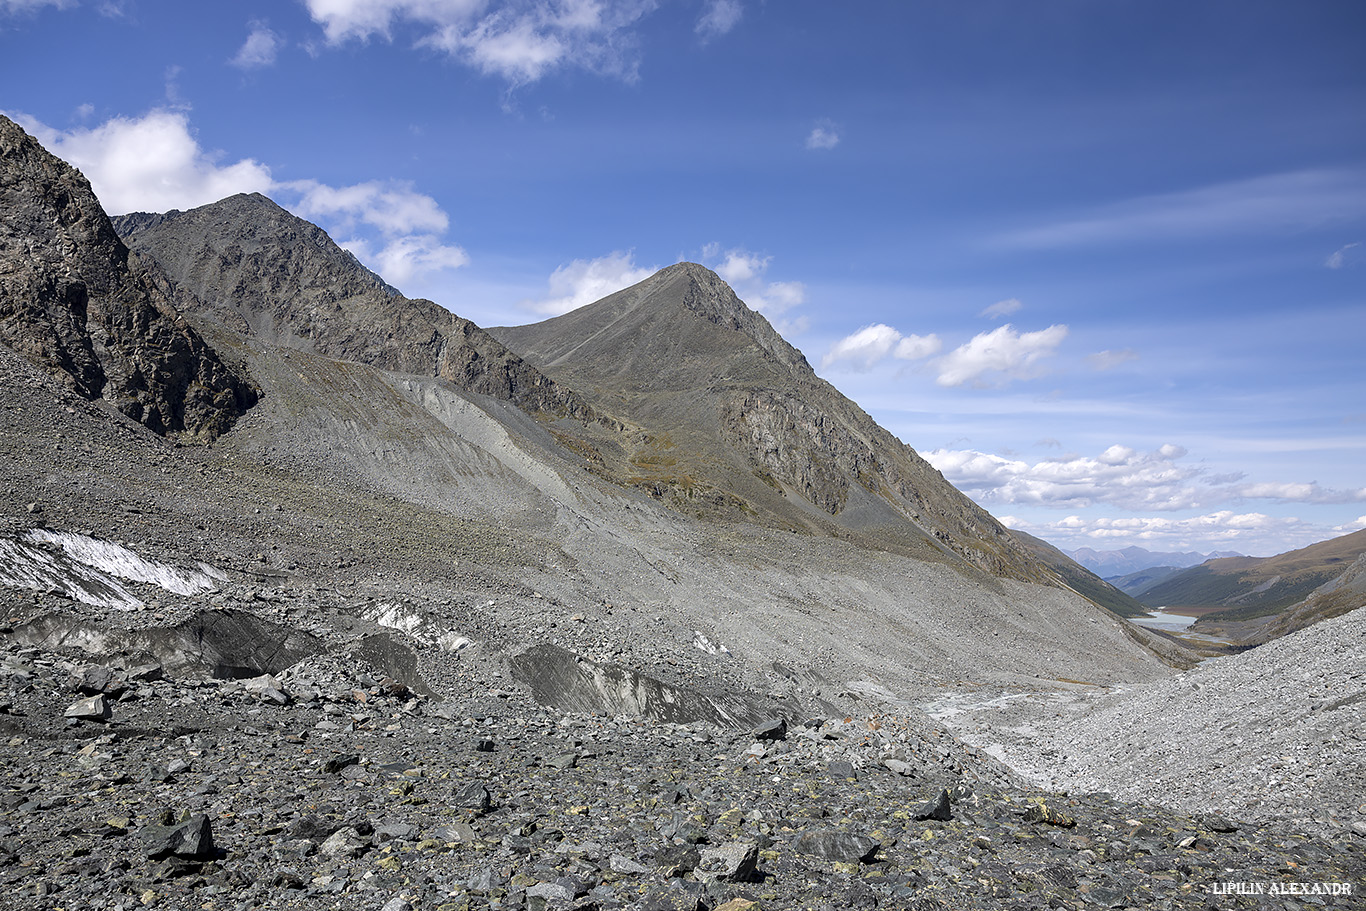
3;0;1363;557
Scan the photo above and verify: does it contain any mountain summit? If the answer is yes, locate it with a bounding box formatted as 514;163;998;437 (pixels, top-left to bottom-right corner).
114;194;600;425
493;263;1047;583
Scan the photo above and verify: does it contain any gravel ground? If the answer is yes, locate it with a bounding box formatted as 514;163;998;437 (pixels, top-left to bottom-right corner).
4;321;1364;908
924;610;1366;836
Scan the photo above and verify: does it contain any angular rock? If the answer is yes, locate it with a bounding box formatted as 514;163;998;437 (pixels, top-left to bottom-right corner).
1024;798;1077;828
64;694;111;722
912;788;953;821
244;673;290;705
323;753;359;774
609;853;651;874
1201;812;1239;833
696;841;759;883
286;814;340;841
454;780;492;813
140;812;215;860
69;665;127;697
638;883;706;911
752;717;787;741
654;844;701;876
319;827;369;859
792;828;880;863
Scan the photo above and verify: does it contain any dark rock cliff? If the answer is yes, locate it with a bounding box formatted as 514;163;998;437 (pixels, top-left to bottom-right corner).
0;115;256;439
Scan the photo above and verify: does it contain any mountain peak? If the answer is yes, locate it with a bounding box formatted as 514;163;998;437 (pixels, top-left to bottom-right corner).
645;262;811;374
492;265;1047;582
114;193;599;424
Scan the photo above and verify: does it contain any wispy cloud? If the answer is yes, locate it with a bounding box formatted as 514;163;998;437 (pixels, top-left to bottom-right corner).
696;0;742;39
1001;510;1319;554
935;323;1068;387
928;442;1366;513
979;298;1021;319
1325;241;1361;269
523;250;657;316
998;169;1366;249
13;108;470;291
230;20;283;70
303;0;658;87
805;121;840;151
0;0;72;13
1086;348;1138;371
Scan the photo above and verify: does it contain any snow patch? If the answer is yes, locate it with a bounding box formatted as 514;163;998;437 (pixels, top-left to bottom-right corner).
366;602;470;651
692;630;729;656
0;529;226;610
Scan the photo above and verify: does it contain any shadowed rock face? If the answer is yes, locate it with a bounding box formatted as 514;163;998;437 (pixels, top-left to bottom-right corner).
492;263;1050;584
113;194;606;427
0;115;256;439
11;608;321;679
508;643;796;729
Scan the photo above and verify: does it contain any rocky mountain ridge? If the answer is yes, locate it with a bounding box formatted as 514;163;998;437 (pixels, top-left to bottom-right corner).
1139;528;1366;638
113;194;607;428
0;115;255;439
492;264;1047;585
1065;545;1243;578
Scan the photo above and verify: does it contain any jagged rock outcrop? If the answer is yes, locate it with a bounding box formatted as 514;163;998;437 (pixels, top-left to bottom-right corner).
0;115;256;438
493;263;1049;583
113;195;606;425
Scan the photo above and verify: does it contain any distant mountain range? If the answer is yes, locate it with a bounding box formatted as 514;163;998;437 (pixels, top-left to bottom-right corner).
1138;528;1366;639
1065;545;1243;578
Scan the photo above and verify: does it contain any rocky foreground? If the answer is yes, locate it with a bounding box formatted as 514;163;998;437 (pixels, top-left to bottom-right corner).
2;589;1362;911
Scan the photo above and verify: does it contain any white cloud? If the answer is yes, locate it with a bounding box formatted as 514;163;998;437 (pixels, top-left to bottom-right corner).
999;168;1366;249
285;178;449;235
821;324;902;372
1087;348;1139;371
927;443;1207;512
0;0;72;12
713;249;768;285
1325;241;1361;269
304;0;656;87
893;333;942;361
231;21;283;69
746;280;806;315
13;109;469;292
13;108;274;214
979;297;1021;319
344;235;470;286
928;442;1366;514
822;324;942;372
934;323;1068;387
524;250;657;316
696;0;741;39
1002;510;1318;554
805;122;840;151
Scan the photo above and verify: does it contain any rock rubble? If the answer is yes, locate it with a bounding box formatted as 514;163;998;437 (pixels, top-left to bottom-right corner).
2;622;1362;910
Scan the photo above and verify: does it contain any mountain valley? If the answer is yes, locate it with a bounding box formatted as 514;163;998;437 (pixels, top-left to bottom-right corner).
1;114;1362;910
